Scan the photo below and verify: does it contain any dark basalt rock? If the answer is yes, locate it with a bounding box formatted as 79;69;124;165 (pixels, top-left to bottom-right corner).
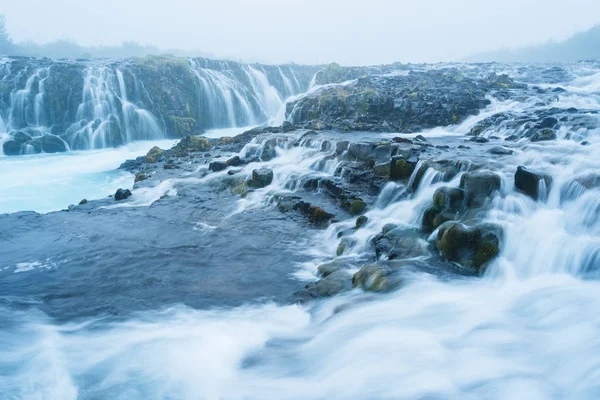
226;156;242;167
530;129;558;142
2;140;22;155
114;188;132;201
514;166;552;200
208;161;228;172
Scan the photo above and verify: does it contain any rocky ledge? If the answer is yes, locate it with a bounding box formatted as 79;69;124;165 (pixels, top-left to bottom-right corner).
285;69;525;133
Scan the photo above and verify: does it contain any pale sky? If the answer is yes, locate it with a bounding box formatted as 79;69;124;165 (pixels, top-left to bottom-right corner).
2;0;599;65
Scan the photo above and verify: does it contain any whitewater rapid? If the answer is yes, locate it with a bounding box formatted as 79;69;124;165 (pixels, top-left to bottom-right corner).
1;62;600;399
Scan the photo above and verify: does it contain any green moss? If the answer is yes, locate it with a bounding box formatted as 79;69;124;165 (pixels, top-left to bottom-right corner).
172;135;211;152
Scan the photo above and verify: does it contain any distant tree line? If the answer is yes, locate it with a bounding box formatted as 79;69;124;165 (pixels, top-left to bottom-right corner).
0;14;213;60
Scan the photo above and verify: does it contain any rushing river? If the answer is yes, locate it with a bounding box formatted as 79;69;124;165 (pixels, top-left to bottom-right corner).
0;63;600;399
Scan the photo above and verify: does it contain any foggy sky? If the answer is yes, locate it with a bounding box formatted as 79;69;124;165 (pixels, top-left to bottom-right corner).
3;0;600;65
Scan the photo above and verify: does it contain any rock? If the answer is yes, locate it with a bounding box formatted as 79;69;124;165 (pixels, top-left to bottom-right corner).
226;155;242;167
436;222;502;273
145;146;164;163
489;146;514;155
2;140;22;155
79;199;88;205
349;199;367;215
164;163;176;170
114;188;132;201
134;173;148;183
469;137;489;143
459;171;502;209
514;166;552;200
208;161;227;172
581;141;591;146
248;167;274;188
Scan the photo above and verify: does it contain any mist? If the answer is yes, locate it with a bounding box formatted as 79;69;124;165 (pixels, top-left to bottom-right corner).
2;0;600;64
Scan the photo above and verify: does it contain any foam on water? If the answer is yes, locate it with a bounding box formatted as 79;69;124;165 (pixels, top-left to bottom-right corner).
2;63;600;399
0;139;177;214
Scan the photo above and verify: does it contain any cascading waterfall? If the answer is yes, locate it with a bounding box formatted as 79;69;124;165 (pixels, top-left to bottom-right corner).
0;57;314;156
66;66;165;150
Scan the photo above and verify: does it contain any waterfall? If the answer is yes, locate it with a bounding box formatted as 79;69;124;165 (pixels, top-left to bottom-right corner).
0;57;316;156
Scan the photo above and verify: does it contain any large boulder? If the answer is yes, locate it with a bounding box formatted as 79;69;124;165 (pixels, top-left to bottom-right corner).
514;166;552;200
436;222;502;273
2;140;23;156
459;171;502;208
30;135;68;153
208;161;227;172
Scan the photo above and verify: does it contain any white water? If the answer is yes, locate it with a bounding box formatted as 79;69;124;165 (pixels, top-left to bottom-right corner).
2;64;600;399
0;139;176;214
